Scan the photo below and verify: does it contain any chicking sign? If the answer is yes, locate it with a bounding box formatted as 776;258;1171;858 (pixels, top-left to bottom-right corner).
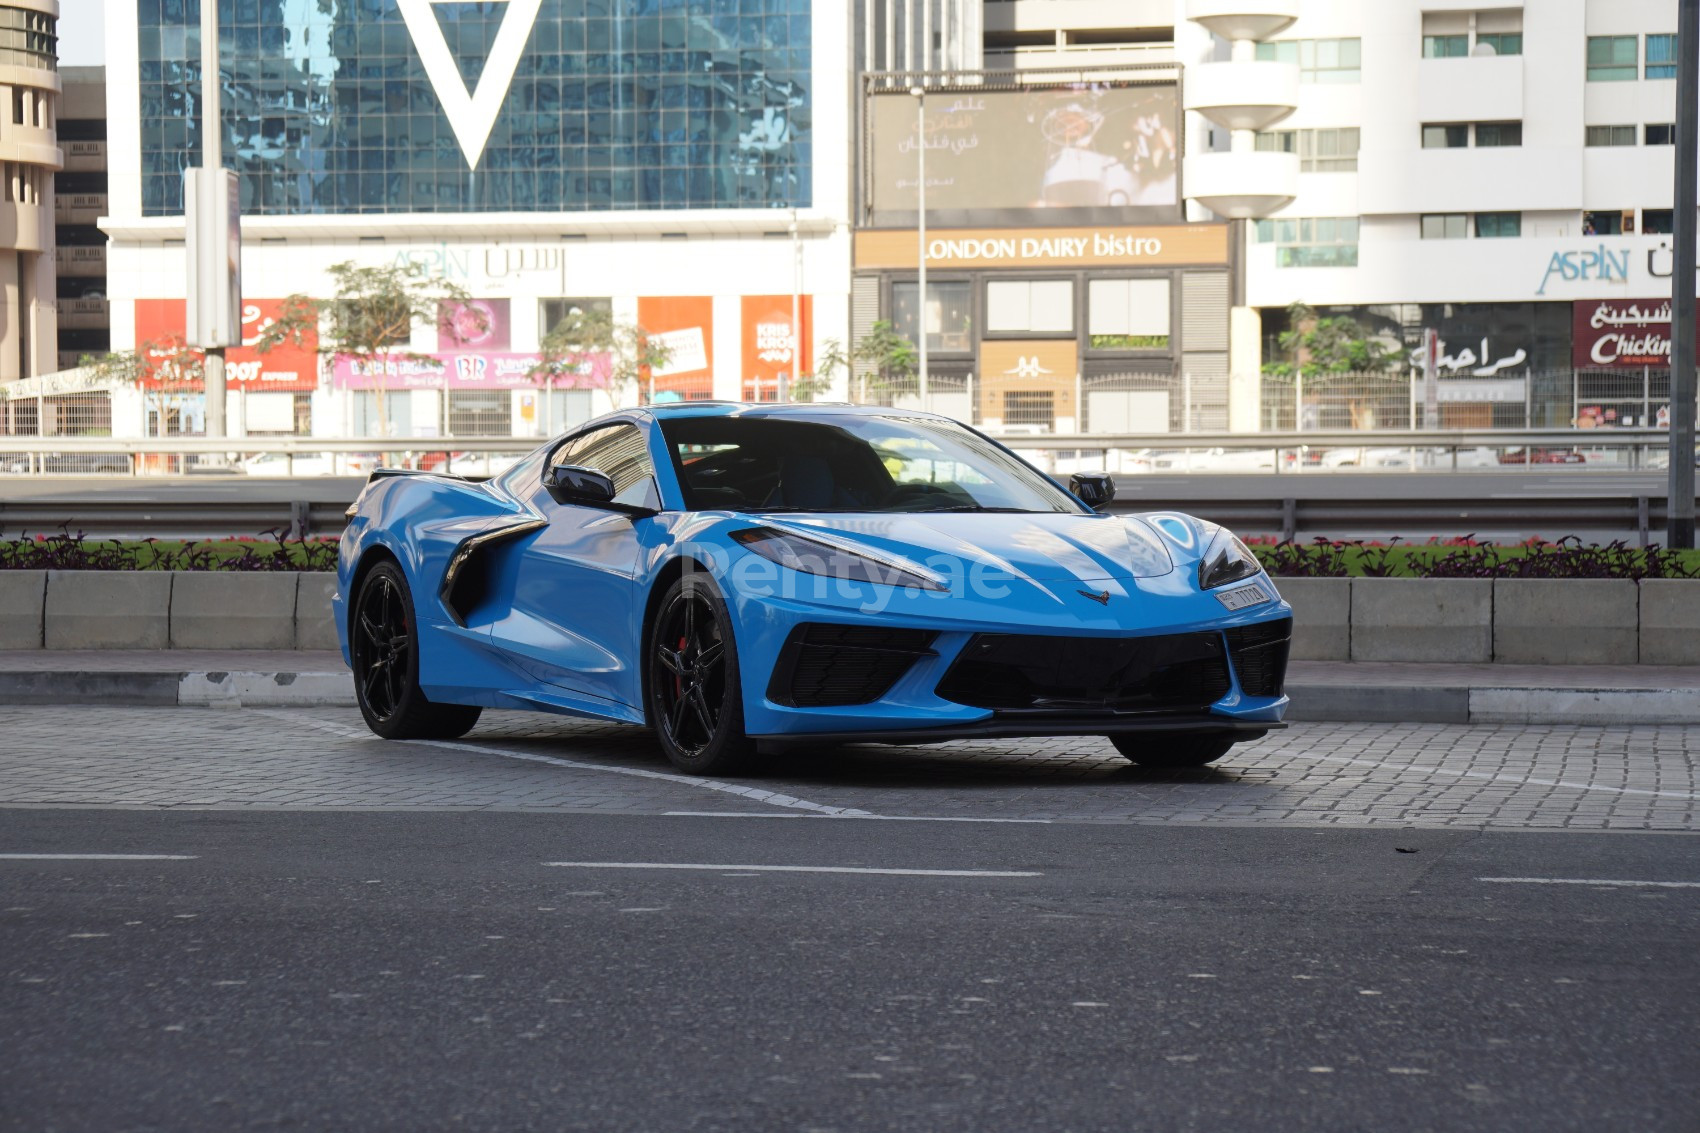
1572;299;1697;368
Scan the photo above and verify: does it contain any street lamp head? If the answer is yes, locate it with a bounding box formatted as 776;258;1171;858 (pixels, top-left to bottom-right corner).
909;85;925;98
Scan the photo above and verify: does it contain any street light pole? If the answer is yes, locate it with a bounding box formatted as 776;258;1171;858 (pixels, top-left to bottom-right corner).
911;84;929;409
200;0;225;440
1670;0;1699;548
788;208;800;402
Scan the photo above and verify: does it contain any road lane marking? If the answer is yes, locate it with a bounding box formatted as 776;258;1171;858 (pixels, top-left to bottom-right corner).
543;862;1041;877
1479;876;1700;889
260;711;875;817
0;853;197;860
1297;753;1700;801
662;811;1053;824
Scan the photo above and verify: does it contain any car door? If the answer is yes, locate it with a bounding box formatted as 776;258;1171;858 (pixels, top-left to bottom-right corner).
484;423;663;710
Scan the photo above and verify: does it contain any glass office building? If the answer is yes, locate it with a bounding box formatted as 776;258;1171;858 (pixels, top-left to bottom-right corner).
137;0;813;216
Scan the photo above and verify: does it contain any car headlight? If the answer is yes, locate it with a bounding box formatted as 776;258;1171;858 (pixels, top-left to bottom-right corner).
1197;526;1263;591
732;528;948;591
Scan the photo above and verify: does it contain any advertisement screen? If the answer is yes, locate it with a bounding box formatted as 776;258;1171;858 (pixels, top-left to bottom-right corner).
866;82;1181;226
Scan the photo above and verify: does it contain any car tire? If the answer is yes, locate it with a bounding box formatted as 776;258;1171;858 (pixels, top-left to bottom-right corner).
1109;733;1240;768
646;572;759;776
351;560;482;740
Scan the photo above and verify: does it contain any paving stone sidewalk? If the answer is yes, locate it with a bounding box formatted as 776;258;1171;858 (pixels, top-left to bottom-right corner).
0;705;1694;832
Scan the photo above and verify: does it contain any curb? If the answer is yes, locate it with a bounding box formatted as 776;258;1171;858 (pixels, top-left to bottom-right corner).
1;670;1695;726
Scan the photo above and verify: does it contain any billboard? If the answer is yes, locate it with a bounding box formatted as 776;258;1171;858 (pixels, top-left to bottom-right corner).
134;298;319;391
866;82;1180;226
637;297;715;392
742;295;813;391
437;299;512;351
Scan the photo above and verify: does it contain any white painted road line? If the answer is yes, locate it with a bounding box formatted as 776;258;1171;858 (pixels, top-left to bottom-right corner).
0;853;198;861
262;711;877;818
543;862;1043;877
1479;877;1700;889
662;811;1054;824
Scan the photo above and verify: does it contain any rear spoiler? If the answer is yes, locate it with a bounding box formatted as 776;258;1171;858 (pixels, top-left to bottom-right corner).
366;467;469;484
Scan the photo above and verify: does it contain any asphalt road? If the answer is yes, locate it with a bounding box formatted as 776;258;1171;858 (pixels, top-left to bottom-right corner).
3;807;1697;1132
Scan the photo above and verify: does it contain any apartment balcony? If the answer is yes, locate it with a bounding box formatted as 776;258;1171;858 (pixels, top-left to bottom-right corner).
1185;59;1298;131
57;297;109;329
62;140;105;173
54;244;107;277
1184;0;1298;42
1184;149;1297;219
54;193;107;224
1418;55;1524;124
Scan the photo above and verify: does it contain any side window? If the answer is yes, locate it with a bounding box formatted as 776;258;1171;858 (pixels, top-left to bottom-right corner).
556;424;658;507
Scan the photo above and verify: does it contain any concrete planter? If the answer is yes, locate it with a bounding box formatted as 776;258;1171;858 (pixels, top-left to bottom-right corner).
1636;579;1700;667
169;572;299;650
44;570;173;650
0;570;46;649
1273;577;1350;661
1494;579;1639;665
1351;578;1493;663
295;573;341;651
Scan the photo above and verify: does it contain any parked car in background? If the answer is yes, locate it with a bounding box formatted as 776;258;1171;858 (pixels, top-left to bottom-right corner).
1499;447;1586;465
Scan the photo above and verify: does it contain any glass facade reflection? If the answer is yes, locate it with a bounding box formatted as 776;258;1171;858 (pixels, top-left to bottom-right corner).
138;0;812;216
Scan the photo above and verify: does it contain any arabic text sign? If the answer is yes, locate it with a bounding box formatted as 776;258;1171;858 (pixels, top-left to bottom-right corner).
867;83;1180;216
1408;335;1528;376
331;352;611;390
1572;299;1695;368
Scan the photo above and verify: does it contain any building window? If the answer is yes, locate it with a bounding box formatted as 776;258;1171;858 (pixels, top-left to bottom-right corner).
1583;210;1627;236
891;281;973;353
1423;35;1469;59
1255;127;1359;171
1421;214;1469;240
1647;34;1678;79
1476;32;1522;57
1587;36;1639;82
1475;212;1521;239
1087;278;1171;350
985;280;1074;335
1646;123;1676;146
0;8;55;70
1474;122;1522;147
539;297;612;336
1644;209;1675;235
1422;124;1469;149
1586;125;1638;147
1255;38;1362;83
1254;217;1360;268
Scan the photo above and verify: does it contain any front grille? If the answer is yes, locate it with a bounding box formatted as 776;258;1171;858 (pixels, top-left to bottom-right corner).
935;632;1232;715
767;624;938;708
1225;618;1292;698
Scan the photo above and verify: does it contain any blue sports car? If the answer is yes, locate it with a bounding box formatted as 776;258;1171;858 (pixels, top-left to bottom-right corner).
336;403;1291;774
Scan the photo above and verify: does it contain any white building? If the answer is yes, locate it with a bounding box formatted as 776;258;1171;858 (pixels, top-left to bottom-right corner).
100;0;854;440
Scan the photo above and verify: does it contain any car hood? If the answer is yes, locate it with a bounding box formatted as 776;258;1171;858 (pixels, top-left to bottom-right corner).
766;512;1177;584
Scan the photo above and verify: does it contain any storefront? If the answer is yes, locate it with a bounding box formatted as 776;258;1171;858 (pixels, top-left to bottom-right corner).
853;224;1232;432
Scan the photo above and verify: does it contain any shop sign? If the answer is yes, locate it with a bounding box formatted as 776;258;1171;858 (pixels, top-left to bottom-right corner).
134;298;320;391
638;296;714;382
855;224;1228;270
741;295;812;385
1535;246;1631;296
1572;299;1696;368
438;298;511;350
331;351;610;390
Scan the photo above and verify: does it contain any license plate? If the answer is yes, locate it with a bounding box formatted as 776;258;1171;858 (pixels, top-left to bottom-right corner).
1215;583;1271;611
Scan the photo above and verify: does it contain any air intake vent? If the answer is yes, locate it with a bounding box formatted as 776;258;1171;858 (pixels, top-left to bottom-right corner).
1225;618;1292;698
935;631;1232;714
768;624;938;708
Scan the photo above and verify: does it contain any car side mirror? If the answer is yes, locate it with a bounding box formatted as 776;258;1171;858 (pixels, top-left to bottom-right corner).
543;462;617;507
1069;471;1115;510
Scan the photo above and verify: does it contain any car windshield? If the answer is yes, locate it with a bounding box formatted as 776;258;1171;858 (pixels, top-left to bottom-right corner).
658;413;1085;515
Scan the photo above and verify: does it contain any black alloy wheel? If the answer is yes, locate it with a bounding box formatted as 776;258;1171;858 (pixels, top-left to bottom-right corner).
648;574;758;775
351;560;482;740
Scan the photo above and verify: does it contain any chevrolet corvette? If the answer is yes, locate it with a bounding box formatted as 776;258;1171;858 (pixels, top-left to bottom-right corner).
336;403;1291;774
